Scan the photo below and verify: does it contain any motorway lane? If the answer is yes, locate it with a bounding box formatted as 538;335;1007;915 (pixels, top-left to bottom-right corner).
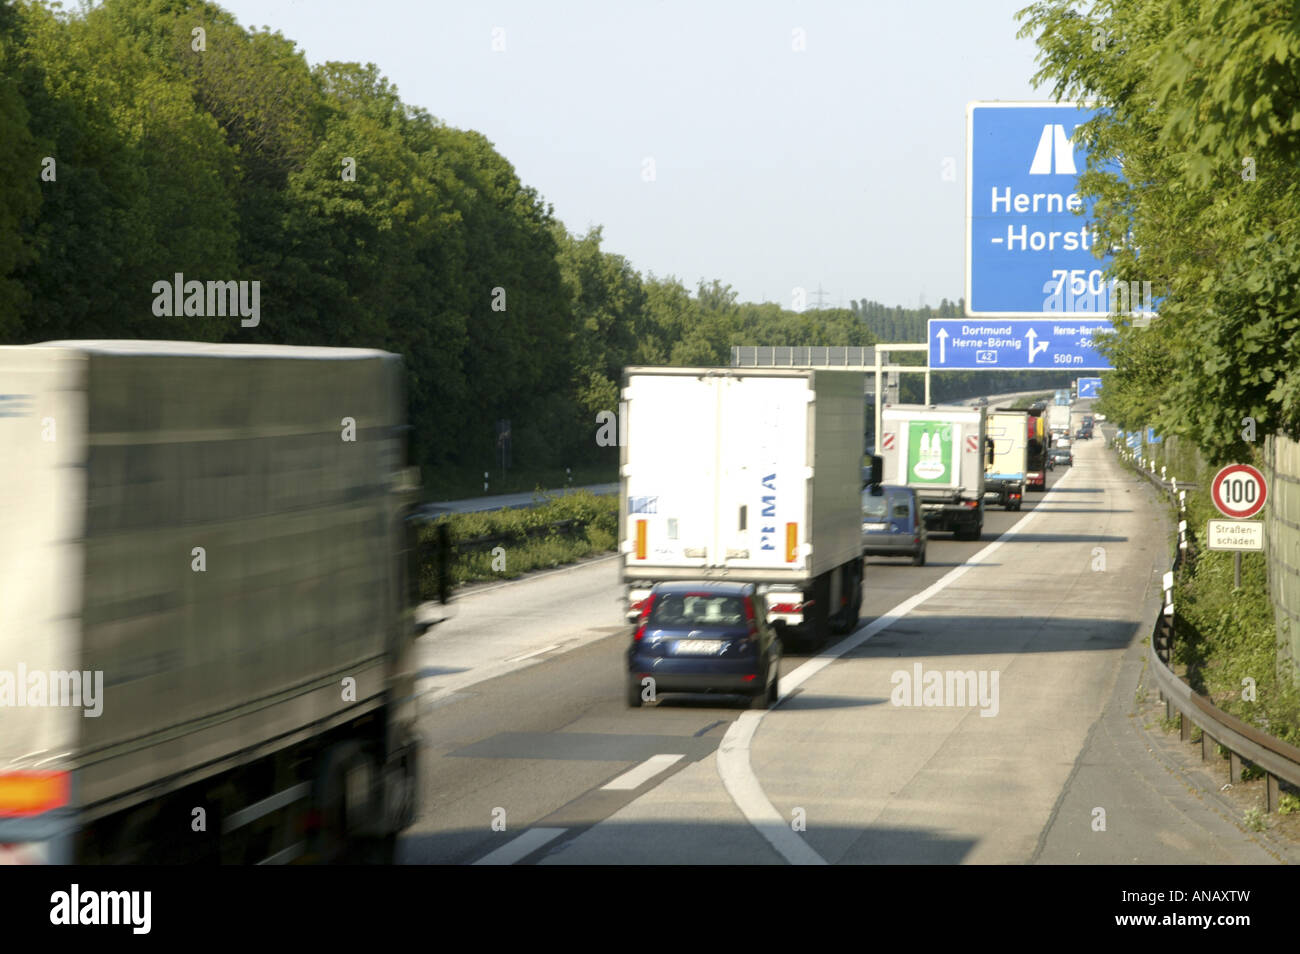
399;447;1087;863
545;435;1278;864
401;423;1277;864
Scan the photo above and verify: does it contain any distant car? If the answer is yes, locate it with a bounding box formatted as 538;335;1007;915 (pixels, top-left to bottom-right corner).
627;582;781;709
862;485;927;566
1049;446;1073;467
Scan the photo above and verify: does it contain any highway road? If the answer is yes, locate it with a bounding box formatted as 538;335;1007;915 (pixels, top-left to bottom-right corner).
399;424;1284;865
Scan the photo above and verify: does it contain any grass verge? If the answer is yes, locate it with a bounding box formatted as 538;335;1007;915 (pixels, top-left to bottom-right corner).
419;489;617;594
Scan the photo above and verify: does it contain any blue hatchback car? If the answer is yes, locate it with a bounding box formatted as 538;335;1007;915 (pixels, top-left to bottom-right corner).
862;485;927;566
627;581;781;709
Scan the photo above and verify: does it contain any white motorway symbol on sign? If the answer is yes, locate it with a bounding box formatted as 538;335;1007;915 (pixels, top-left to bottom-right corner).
1206;520;1264;551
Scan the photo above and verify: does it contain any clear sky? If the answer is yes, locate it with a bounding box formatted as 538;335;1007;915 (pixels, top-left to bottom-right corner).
212;0;1048;310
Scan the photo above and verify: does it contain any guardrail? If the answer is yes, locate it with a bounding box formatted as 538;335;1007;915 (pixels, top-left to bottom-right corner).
1115;437;1300;812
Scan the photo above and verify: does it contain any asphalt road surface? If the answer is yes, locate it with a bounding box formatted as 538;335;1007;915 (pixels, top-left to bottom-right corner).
399;429;1281;864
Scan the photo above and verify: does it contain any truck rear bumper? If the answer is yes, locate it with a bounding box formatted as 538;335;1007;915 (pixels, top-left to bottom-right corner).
920;502;981;530
0;813;77;864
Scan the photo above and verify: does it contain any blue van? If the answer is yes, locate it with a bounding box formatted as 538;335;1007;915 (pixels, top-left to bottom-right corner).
862;485;927;566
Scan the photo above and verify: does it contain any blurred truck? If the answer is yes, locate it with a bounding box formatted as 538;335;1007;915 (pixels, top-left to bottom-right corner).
1047;402;1072;440
984;410;1027;511
879;404;988;540
0;341;451;864
619;366;865;651
1025;407;1049;490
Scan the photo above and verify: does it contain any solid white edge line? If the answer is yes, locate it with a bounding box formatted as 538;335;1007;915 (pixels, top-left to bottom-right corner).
601;753;685;791
716;466;1078;864
471;827;568;865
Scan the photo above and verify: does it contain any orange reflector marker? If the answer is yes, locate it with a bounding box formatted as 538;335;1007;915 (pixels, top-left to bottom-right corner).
635;519;647;560
0;771;69;817
785;523;798;563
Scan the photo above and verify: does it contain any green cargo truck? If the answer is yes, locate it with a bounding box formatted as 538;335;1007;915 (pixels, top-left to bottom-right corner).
878;404;989;540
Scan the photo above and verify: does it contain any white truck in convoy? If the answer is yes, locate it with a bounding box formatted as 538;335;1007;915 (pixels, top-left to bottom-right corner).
1047;402;1072;440
878;404;989;540
984;409;1028;511
619;366;865;650
0;340;451;864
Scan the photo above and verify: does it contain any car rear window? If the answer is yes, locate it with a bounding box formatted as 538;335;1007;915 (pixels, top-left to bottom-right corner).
862;493;888;518
649;594;747;627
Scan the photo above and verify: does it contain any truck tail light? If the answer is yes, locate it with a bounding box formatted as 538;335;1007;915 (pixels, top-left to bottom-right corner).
785;523;798;563
0;771;69;817
635;520;647;560
770;601;802;614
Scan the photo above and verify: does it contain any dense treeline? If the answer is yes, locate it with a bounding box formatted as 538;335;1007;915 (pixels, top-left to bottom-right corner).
0;0;882;492
1018;0;1300;462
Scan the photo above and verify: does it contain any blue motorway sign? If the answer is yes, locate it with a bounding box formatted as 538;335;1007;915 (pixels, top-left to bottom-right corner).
967;102;1126;317
1077;376;1102;398
1147;428;1162;444
928;318;1113;370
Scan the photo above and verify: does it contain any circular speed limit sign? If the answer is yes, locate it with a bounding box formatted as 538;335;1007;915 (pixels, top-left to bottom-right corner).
1211;463;1267;519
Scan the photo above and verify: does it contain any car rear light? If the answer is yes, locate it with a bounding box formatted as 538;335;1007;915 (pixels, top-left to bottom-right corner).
742;596;758;637
635;520;647;560
0;841;51;864
633;593;655;642
0;771;68;817
963;500;978;508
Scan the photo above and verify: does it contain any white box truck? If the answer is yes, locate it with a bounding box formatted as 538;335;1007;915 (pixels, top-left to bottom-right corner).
984;409;1027;511
0;341;450;864
619;367;864;650
878;404;988;539
1047;403;1072;440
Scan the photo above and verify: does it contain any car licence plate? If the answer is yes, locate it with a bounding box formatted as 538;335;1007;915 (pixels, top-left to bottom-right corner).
675;639;722;655
863;522;888;531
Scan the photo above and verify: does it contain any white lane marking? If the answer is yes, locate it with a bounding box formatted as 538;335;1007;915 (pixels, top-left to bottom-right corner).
503;643;561;663
716;467;1078;865
601;754;685;791
472;827;568;865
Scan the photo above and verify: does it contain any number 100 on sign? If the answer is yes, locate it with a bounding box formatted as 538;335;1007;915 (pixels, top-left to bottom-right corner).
1211;464;1267;520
